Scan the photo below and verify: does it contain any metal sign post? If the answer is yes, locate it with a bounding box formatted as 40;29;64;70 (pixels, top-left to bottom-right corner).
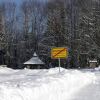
58;58;61;72
51;47;68;73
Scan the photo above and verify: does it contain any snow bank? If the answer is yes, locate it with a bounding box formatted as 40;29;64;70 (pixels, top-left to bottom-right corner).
0;67;96;100
95;66;100;71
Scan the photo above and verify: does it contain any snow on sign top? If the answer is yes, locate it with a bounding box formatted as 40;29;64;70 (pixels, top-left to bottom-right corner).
24;52;44;65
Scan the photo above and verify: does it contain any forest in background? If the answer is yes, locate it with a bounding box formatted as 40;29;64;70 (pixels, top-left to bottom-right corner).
0;0;100;69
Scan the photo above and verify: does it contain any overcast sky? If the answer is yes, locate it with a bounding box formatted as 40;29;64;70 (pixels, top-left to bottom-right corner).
0;0;23;5
0;0;47;4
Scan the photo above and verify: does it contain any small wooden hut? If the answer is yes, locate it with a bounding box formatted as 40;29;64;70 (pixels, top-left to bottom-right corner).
89;59;98;68
24;52;45;69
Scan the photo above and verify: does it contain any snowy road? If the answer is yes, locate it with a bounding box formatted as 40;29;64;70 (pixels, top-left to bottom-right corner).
71;71;100;100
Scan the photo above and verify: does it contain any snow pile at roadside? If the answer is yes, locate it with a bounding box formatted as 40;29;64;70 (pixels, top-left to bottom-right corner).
95;66;100;71
0;67;96;100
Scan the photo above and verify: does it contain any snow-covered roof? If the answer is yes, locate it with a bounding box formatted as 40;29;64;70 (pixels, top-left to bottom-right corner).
89;60;97;63
33;52;37;57
24;53;44;65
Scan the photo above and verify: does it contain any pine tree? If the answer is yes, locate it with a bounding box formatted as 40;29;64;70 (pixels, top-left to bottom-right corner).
0;7;6;50
44;0;67;47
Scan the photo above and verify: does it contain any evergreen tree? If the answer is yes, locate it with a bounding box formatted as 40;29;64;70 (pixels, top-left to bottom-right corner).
44;0;67;47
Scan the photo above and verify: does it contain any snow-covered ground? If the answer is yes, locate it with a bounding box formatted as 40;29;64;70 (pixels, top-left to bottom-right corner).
0;66;96;100
71;67;100;100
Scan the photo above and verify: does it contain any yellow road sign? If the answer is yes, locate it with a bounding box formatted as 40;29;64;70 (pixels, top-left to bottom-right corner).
51;47;68;59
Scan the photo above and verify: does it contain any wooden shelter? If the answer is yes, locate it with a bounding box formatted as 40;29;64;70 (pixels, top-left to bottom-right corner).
89;59;98;68
24;53;45;69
